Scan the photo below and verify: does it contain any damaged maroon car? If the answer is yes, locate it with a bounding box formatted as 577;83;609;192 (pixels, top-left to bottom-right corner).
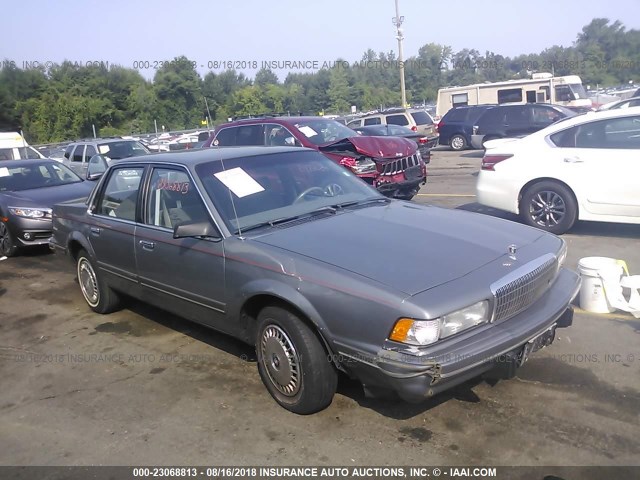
203;116;426;200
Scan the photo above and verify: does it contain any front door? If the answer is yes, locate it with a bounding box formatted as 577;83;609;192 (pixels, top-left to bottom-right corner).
135;166;228;330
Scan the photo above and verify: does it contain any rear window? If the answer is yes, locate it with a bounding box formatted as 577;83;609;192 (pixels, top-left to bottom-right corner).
386;114;409;126
410;111;434;125
442;108;467;122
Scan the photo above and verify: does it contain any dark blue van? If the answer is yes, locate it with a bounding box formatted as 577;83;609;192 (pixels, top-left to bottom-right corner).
437;105;495;151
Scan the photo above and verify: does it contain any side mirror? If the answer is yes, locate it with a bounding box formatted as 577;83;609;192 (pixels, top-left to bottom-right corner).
86;154;110;181
173;221;220;240
284;136;296;146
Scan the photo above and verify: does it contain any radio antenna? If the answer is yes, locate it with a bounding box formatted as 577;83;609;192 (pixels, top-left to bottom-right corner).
203;95;243;237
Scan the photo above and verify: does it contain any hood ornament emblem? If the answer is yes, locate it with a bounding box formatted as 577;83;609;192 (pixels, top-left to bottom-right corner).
508;244;517;260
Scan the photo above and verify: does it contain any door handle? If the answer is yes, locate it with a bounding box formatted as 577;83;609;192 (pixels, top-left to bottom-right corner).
139;240;155;251
564;157;584;163
90;226;101;235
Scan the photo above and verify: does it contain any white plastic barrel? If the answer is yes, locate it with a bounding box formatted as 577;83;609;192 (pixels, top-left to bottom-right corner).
577;257;624;313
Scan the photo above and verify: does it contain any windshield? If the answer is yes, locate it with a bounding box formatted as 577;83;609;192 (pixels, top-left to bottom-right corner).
97;140;150;159
569;84;589;100
195;150;383;234
294;119;358;146
0;161;83;192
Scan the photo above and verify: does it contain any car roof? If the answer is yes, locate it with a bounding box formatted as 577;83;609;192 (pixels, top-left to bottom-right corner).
117;146;314;167
71;138;139;144
222;116;325;127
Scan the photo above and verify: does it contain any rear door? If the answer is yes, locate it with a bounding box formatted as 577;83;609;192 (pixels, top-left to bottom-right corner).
504;106;530;137
67;144;86;176
135;165;228;329
88;165;145;292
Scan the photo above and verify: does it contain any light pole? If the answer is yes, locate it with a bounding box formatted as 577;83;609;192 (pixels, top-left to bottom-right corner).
392;0;407;109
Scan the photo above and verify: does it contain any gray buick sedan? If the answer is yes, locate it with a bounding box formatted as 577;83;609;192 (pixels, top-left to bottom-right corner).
50;147;580;414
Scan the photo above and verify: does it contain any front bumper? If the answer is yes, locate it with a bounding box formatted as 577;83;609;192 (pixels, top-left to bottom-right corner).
3;217;53;247
376;175;427;199
337;267;580;402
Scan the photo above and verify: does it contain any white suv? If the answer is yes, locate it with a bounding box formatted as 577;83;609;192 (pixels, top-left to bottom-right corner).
476;107;640;234
347;108;439;146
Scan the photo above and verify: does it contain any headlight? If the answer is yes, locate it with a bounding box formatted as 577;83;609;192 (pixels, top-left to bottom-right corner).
352;158;376;174
440;301;489;339
8;207;52;219
389;301;489;346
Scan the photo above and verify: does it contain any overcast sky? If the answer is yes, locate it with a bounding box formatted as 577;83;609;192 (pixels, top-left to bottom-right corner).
2;0;639;80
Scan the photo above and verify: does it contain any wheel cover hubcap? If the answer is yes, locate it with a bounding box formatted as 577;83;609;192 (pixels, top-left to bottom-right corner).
78;259;99;306
530;191;566;227
261;325;300;396
452;137;463;149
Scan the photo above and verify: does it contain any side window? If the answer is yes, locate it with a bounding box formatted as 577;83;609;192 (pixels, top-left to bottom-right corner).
64;144;74;159
347;119;362;128
532;106;560;124
505;106;527;124
385;114;409;126
72;145;85;163
443;108;466;122
550;117;640;149
497;88;523;104
213;127;237;146
146;168;210;229
96;167;144;221
85;145;97;159
235;125;265;146
265;124;299;146
451;93;468;108
363;117;381;126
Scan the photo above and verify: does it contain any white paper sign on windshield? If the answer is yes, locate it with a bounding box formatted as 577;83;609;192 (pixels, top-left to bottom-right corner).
0;167;9;177
297;125;317;138
214;167;265;198
98;145;110;154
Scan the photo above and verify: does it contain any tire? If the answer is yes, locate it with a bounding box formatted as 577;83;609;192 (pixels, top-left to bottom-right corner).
76;249;121;313
256;305;337;414
0;222;19;257
449;134;467;151
520;181;578;235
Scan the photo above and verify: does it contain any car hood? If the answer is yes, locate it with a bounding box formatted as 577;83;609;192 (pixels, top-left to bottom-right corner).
2;182;94;208
252;202;545;296
320;136;417;159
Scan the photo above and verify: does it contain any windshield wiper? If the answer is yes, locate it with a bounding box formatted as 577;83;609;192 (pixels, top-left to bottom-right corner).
331;197;391;209
236;206;337;235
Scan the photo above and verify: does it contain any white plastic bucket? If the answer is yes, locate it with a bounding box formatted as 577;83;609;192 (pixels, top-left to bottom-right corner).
577;257;624;313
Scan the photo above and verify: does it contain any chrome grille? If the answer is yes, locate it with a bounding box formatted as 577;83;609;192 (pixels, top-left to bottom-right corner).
491;254;558;322
380;153;422;176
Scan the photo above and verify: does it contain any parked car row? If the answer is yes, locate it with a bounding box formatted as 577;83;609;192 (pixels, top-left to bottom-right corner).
437;103;577;151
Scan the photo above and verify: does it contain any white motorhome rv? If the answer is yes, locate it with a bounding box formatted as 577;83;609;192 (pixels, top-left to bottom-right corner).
436;73;592;118
0;132;45;160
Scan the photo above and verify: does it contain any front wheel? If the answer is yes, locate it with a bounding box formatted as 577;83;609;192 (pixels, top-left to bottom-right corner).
256;306;337;414
0;222;19;257
520;181;577;235
76;249;121;313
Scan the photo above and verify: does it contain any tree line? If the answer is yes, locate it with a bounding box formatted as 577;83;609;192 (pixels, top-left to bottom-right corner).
1;18;638;144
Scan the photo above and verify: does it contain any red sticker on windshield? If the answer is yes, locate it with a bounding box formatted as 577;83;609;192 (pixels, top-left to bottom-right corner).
157;177;189;194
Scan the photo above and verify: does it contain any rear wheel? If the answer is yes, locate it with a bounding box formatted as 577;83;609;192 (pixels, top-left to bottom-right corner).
76;249;121;313
0;222;19;257
256;305;337;414
520;181;577;235
449;134;467;151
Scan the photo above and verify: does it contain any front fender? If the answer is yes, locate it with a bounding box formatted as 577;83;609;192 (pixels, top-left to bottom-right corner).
229;278;333;348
